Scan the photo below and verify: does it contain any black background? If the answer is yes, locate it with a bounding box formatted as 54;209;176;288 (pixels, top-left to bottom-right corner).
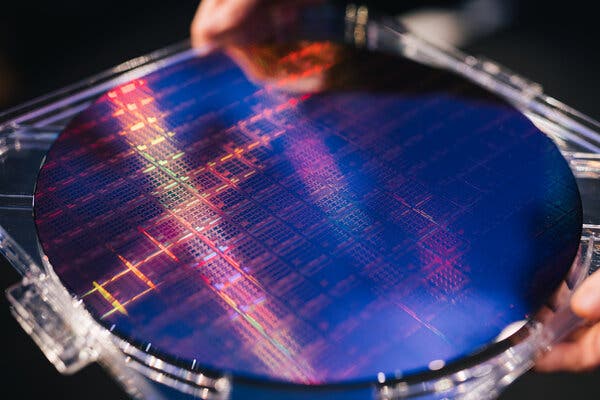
1;1;600;399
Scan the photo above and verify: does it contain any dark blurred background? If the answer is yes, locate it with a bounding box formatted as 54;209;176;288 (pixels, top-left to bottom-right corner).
1;0;600;399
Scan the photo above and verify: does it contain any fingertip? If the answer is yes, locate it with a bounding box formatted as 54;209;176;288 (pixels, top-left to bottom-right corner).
190;22;220;50
571;271;600;319
571;292;592;319
190;21;206;48
190;6;220;49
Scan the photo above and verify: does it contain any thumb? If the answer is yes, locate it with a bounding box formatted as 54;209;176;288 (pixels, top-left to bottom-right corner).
571;269;600;320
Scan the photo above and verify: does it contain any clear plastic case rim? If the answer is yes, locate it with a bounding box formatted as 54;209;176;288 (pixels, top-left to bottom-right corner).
0;41;201;130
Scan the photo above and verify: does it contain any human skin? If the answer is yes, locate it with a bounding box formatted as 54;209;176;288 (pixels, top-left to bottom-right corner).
190;0;323;49
536;271;600;372
190;0;600;373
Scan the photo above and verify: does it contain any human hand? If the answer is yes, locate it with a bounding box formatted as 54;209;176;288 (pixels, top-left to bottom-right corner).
536;270;600;372
191;0;338;92
190;0;323;49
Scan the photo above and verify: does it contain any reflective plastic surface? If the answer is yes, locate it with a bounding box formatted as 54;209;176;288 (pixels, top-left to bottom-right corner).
34;46;582;385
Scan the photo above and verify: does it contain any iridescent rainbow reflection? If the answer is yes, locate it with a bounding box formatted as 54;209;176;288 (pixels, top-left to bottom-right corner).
34;48;582;385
